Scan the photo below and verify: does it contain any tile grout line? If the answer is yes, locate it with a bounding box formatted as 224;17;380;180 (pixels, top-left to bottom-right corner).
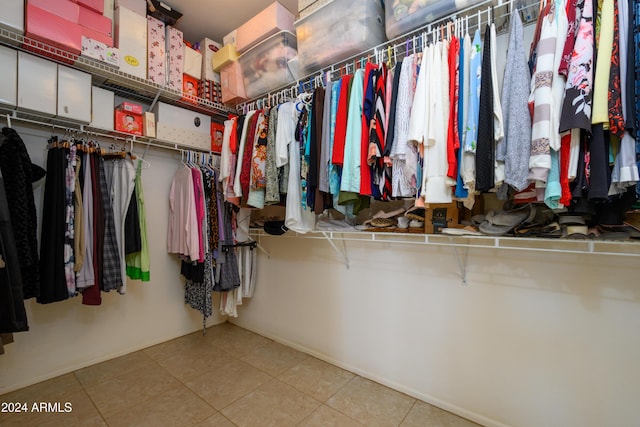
398;399;418;426
72;370;111;426
321;375;369;426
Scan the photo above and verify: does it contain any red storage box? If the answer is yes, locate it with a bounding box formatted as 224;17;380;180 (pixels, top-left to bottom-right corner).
116;101;143;115
182;74;199;104
27;0;80;22
25;4;82;63
114;109;143;135
74;0;104;14
79;6;112;36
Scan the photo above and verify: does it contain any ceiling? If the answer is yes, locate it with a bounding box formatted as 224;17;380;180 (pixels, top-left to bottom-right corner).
165;0;299;44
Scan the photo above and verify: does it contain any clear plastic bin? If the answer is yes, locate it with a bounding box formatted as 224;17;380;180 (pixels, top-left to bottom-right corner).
385;0;479;40
294;0;386;76
238;30;297;98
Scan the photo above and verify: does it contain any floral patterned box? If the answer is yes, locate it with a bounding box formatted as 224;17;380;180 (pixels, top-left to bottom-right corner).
165;25;184;90
147;15;166;84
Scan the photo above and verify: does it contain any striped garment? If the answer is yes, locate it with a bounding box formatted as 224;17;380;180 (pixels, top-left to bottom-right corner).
528;10;557;183
367;64;391;200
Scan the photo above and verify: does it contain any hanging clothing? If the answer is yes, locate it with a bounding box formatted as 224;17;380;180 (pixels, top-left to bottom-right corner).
462;30;481;197
63;145;77;297
38;145;69;304
392;56;418;198
341;69;364;193
490;23;505;189
100;157;123;292
559;0;594;132
500;11;532;192
265;107;281;204
125;160;150;282
591;0;615;125
476;24;495;193
82;152;103;306
77;152;95;289
168;165;199;261
0;171;28;333
0;128;41;300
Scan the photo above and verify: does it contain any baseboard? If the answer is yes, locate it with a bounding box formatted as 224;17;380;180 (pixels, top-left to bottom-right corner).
1;318;228;395
229;320;508;427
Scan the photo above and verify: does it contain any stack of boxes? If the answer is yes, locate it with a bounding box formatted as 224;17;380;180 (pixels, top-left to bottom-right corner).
216;1;297;106
198;38;222;105
114;101;143;136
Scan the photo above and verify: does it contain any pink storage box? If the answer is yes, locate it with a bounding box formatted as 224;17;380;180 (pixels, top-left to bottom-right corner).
147;15;166;84
81;26;112;47
79;5;112;36
220;61;246;105
74;0;104;14
27;0;80;23
166;25;184;90
25;4;82;57
235;2;294;53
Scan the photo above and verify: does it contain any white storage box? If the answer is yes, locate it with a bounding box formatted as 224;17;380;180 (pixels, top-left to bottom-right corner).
57;65;92;123
200;37;222;83
238;31;297;99
0;0;24;35
17;52;57;116
0;46;17;108
151;102;211;149
155;123;210;150
90;86;115;130
184;45;203;80
386;0;472;40
294;0;386;75
114;6;147;79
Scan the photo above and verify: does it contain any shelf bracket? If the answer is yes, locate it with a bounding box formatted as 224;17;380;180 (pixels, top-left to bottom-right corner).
148;89;162;112
256;235;271;259
452;245;469;286
321;232;350;269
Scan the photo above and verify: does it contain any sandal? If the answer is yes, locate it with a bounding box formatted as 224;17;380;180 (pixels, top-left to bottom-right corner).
405;206;425;222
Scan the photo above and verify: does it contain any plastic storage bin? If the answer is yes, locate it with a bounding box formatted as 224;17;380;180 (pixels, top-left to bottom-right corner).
238;31;297;99
294;0;386;75
385;0;477;40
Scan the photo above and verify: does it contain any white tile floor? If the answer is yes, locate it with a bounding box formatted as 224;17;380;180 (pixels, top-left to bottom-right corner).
0;322;482;426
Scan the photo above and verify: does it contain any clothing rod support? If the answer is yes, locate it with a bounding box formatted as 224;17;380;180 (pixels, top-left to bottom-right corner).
452;244;468;286
321;232;350;269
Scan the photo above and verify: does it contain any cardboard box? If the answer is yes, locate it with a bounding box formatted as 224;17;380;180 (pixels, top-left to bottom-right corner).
212;44;238;72
17;52;58;116
0;46;17;107
199;37;222;82
57;64;92;123
184;45;202;80
25;4;83;61
166;25;184;90
114;6;146;79
220;61;246;105
146;15;166;84
116;101;143;115
114;109;143;135
236;2;294;53
90;86;115;130
114;0;145;15
424;202;461;234
75;0;104;14
182;74;199;102
0;0;24;35
79;5;112;36
143;111;156;137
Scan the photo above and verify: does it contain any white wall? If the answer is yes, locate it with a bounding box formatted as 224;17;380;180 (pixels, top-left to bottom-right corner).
231;237;640;427
0;123;226;394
